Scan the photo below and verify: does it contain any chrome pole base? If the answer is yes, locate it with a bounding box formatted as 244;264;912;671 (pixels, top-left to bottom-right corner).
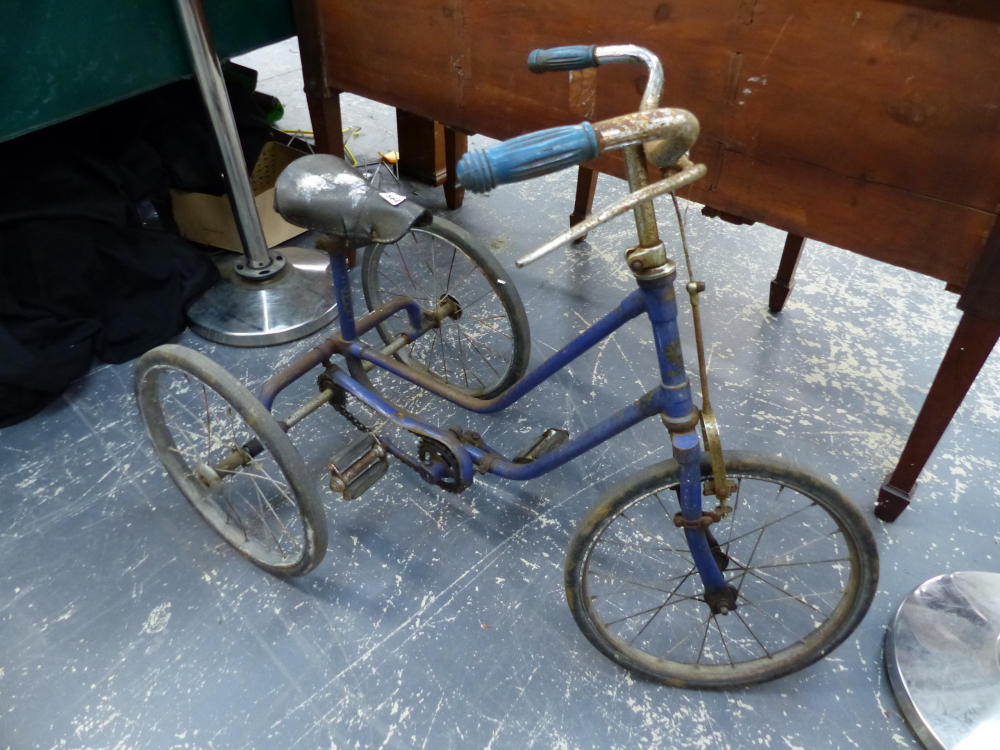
885;571;1000;750
186;246;337;347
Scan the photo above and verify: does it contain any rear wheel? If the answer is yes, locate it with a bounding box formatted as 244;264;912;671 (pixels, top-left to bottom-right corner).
361;216;530;399
566;451;879;688
135;345;327;577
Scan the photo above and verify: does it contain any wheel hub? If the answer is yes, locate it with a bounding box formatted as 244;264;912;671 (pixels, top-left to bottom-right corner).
437;293;463;321
194;462;223;491
704;584;739;616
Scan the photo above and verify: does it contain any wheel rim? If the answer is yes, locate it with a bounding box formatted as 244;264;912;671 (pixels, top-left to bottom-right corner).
142;364;310;571
368;228;519;398
577;471;865;683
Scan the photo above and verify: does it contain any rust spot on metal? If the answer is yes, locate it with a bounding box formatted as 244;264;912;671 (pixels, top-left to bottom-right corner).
637;389;660;411
664;340;684;377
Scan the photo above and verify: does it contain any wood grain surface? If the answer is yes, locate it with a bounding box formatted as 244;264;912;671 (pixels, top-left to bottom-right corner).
297;0;1000;289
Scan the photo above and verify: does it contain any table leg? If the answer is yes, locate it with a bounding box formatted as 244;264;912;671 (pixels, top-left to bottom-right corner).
292;0;342;158
570;166;599;240
444;127;467;210
396;109;447;185
875;312;1000;521
304;90;344;158
769;233;806;313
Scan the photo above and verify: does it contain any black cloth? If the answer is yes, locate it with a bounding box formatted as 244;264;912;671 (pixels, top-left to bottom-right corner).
0;77;270;426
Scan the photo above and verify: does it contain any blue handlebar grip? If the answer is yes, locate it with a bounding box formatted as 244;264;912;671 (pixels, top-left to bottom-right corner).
527;45;599;73
456;123;599;193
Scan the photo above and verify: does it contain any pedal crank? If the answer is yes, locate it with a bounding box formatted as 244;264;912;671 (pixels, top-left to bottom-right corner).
328;433;389;500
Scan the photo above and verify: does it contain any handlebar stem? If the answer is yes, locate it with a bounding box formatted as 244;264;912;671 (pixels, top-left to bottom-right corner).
592;45;665;246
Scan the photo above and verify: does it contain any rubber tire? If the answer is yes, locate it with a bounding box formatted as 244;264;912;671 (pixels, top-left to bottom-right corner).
361;215;530;399
135;344;328;577
565;450;879;689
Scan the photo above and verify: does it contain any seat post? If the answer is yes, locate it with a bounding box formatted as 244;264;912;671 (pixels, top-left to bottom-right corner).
317;235;357;342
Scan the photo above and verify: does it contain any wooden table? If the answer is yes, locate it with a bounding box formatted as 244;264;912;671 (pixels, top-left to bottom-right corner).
293;0;1000;521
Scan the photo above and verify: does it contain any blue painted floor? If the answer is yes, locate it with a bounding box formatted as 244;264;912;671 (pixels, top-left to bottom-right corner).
2;39;999;750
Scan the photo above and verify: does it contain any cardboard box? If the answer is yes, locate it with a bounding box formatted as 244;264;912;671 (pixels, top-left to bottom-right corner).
170;140;308;252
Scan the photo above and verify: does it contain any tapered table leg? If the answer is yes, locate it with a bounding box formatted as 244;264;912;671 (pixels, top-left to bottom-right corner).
769;233;806;313
570;166;599;241
875;313;1000;521
444;127;468;210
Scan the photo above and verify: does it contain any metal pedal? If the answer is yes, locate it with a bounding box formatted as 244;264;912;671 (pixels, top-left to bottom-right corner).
513;428;569;464
328;433;389;500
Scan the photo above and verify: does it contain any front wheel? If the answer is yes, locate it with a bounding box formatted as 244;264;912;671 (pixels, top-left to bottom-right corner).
565;451;879;689
361;216;530;399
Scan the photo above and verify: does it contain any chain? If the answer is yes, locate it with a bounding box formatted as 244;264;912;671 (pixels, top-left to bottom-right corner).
332;395;372;434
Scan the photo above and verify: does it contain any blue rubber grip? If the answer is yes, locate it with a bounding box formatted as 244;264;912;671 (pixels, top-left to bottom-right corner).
527;45;599;73
457;123;599;193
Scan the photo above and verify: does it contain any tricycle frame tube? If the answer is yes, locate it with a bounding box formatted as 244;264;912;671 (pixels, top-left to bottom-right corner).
256;294;424;411
346;288;648;414
466;387;669;480
642;272;727;594
328;251;357;342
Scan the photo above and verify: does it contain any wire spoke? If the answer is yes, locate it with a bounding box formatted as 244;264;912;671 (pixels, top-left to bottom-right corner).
734;608;773;659
736;591;810;646
628;566;700;644
696;615;714;665
739;576;837;617
588;566;702;598
394;242;432;298
599;594;702;629
722;501;821;548
458;329;502;378
593;535;691;557
617;509;683;555
713;616;735;666
752;557;850;570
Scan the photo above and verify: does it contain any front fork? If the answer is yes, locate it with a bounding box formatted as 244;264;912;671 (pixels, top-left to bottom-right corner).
639;270;735;612
673;432;735;612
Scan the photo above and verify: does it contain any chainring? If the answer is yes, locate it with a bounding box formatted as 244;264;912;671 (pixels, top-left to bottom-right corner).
417;437;468;494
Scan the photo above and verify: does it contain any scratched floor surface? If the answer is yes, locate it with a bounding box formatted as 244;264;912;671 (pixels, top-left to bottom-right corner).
2;40;999;750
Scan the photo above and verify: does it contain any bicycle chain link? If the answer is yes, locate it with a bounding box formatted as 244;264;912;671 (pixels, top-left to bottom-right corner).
332;396;371;435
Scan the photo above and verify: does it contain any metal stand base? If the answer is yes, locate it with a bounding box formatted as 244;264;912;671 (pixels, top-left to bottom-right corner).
186;246;337;347
885;571;1000;750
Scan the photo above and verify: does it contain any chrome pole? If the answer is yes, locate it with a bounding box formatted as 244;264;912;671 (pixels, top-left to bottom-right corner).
173;0;280;276
171;0;339;346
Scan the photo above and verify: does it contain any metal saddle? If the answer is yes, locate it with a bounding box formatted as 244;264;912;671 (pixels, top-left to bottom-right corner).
274;154;431;247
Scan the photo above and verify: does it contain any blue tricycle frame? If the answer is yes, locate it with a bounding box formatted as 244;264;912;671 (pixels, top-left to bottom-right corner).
257;246;728;599
135;43;879;690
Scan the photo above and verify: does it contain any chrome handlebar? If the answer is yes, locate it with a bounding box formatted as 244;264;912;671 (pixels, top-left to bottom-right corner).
514;45;702;267
592;45;664;113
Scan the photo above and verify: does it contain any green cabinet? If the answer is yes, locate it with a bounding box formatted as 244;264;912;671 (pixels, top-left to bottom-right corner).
0;0;295;143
